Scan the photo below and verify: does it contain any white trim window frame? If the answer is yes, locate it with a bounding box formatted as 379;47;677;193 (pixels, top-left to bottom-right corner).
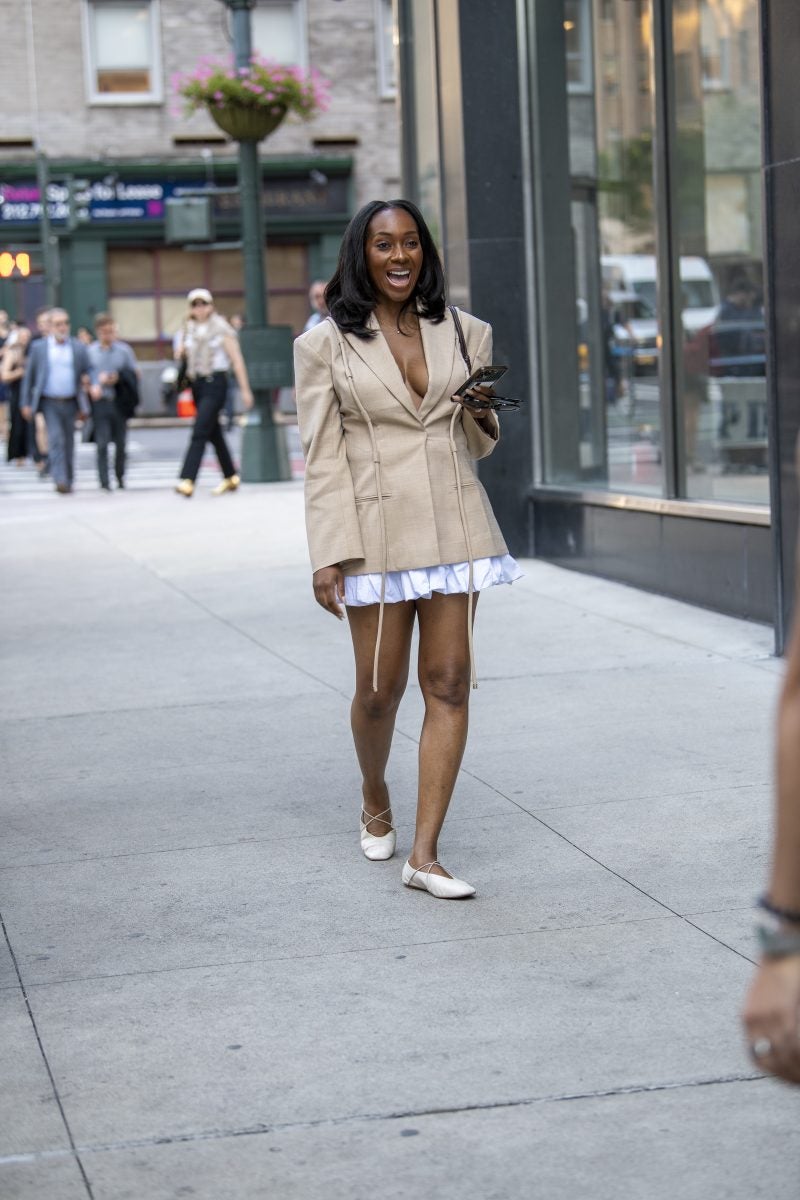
82;0;163;106
251;0;308;70
375;0;397;100
565;0;593;96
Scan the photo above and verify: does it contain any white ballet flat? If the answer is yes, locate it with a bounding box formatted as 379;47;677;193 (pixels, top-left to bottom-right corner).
401;859;476;899
360;807;396;861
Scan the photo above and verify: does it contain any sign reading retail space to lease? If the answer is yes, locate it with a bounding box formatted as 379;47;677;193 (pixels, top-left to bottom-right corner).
0;175;349;225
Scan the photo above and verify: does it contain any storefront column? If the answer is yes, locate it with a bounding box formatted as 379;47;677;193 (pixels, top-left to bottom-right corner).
524;0;581;486
59;238;106;330
426;0;535;554
761;0;800;650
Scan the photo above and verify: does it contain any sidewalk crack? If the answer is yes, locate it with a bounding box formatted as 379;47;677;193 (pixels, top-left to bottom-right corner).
0;1071;764;1168
0;909;96;1198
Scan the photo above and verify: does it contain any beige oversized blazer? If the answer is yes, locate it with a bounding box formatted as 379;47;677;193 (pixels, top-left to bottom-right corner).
294;307;508;578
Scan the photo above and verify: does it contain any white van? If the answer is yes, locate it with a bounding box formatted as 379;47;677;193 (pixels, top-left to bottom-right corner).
601;254;719;334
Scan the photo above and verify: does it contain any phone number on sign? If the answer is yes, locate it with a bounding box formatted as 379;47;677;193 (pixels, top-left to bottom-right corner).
0;202;70;221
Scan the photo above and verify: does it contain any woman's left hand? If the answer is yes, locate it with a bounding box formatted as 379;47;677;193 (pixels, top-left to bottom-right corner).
450;391;494;415
451;386;496;421
241;389;254;411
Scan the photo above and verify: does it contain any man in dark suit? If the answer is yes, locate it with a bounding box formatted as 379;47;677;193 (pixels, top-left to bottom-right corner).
21;308;91;494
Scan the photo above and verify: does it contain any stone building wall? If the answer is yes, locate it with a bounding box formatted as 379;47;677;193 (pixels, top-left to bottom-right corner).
4;0;400;206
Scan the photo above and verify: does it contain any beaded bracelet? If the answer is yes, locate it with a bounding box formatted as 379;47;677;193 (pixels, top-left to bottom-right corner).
757;894;800;925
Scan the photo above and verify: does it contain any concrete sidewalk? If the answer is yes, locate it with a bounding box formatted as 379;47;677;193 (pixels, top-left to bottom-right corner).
1;481;798;1199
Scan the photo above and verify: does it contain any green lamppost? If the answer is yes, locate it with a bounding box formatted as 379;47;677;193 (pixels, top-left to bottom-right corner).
217;0;291;482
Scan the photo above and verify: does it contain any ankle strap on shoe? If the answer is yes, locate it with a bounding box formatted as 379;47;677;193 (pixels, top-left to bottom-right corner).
405;860;440;884
360;807;394;832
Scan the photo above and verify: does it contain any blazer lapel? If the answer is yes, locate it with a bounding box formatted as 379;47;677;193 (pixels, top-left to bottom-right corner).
418;309;459;419
343;314;421;421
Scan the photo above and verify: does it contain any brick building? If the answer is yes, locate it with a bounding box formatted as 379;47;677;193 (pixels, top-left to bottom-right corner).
1;0;400;361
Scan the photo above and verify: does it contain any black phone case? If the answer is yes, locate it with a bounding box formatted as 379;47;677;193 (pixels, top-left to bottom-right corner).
454;365;508;395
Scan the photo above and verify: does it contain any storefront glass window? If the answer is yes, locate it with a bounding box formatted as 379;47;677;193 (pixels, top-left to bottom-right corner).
108;297;157;341
566;0;663;494
107;243;309;361
672;0;767;503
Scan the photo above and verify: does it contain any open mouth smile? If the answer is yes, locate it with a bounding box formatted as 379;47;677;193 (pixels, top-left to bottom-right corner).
386;269;412;288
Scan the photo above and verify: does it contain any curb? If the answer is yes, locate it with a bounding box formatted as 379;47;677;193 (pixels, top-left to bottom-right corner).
128;415;299;430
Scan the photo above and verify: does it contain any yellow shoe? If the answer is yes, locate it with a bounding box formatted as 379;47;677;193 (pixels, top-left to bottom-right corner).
175;479;194;497
211;474;240;495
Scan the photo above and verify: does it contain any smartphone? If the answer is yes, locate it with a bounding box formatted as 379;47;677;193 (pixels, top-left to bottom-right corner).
453;365;508;396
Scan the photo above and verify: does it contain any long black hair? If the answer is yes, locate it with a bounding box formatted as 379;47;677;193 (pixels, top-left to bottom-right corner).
325;199;446;338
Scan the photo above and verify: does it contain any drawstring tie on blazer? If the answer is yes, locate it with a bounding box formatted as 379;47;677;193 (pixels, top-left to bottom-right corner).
448;404;478;690
328;317;477;693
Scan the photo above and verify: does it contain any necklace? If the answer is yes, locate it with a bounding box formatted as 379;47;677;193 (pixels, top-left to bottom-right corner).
376;317;419;336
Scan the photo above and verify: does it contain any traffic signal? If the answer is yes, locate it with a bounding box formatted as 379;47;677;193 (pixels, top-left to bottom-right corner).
0;252;32;278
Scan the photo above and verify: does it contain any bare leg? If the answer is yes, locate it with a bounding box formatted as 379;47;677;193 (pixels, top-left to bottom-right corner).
410;592;477;877
347;601;415;833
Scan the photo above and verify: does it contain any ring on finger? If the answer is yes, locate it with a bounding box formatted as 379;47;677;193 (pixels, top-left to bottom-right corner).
751;1036;773;1059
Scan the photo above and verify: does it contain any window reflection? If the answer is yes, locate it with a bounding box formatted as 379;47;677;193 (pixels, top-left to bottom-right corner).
561;0;766;503
567;0;663;494
674;0;766;502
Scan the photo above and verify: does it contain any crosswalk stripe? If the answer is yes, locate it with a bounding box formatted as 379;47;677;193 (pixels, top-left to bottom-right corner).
1;436;305;496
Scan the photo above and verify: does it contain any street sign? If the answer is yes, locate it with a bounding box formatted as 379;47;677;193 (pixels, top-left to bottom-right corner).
239;325;295;389
165;197;214;243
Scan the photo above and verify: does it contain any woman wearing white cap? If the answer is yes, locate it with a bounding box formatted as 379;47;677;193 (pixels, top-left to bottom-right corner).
174;289;254;496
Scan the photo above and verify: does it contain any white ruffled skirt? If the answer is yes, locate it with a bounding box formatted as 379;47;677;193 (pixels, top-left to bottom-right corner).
344;553;523;607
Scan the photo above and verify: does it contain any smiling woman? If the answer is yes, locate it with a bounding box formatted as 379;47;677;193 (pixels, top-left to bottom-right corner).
293;199;522;901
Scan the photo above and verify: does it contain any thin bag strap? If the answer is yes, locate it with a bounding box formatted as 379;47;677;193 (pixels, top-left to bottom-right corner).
449;305;471;373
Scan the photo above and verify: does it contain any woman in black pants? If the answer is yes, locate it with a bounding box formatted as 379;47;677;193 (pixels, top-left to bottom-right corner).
174;288;253;496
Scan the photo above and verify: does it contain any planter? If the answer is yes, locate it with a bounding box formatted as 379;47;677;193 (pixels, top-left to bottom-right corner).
209;104;287;142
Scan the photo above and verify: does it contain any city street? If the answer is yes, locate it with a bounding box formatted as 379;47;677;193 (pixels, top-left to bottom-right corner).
2;462;799;1199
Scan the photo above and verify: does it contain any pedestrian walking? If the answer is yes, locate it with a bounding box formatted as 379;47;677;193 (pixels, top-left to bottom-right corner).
20;308;90;494
0;309;10;448
173;288;253;497
2;326;32;465
87;313;139;491
294;199;522;899
742;478;800;1084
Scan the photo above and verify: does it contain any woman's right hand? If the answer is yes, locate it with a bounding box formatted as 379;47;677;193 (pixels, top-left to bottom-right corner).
313;565;345;619
742;955;800;1083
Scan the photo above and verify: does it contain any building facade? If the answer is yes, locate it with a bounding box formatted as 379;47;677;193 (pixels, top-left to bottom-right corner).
2;0;400;379
398;0;798;646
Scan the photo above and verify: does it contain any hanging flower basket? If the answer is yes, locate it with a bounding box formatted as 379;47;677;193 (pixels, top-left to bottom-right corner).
209;103;287;143
173;55;330;144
